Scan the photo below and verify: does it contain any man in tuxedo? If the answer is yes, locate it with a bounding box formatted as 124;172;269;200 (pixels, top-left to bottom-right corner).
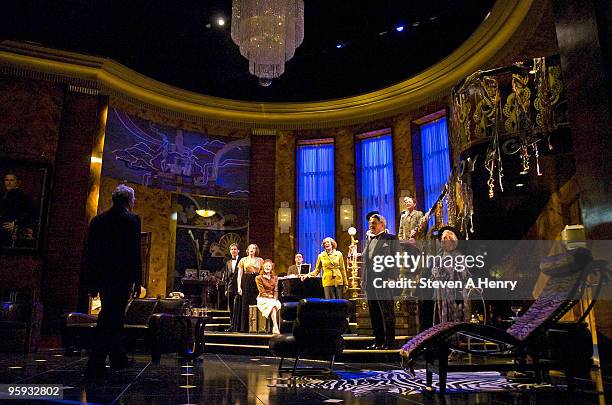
363;213;399;349
223;243;242;332
84;184;142;379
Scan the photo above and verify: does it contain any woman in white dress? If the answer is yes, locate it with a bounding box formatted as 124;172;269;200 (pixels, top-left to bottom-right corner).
255;259;281;334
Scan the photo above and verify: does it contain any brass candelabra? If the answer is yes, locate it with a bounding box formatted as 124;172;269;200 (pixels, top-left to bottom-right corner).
346;227;363;300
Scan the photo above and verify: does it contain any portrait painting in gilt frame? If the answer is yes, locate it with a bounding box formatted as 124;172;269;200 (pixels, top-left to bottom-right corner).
0;159;51;253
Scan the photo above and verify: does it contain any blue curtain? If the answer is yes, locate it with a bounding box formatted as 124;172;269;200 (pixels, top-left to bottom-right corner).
421;117;451;228
356;134;396;235
297;143;335;265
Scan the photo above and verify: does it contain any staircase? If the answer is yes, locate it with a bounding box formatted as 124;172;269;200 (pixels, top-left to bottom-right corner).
203;331;409;363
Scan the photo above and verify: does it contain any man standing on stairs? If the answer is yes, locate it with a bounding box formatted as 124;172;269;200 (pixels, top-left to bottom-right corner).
363;213;399;350
224;243;242;332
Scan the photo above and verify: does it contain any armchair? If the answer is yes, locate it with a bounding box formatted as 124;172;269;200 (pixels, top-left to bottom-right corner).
269;298;350;376
0;299;43;353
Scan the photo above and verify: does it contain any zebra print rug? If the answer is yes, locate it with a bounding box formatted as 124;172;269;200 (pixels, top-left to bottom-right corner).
290;369;557;396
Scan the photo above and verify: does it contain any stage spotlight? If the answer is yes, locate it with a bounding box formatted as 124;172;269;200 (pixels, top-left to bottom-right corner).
217;18;225;26
395;25;404;32
336;43;344;49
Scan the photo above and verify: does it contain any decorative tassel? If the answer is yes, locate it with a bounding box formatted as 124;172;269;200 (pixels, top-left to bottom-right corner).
547;135;553;151
470;211;474;233
521;145;530;174
534;143;542;176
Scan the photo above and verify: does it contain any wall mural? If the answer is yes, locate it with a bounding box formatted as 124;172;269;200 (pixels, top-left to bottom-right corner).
103;107;250;197
174;194;249;304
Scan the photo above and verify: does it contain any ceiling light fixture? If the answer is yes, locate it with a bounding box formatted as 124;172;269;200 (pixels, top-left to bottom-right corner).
196;199;216;218
231;0;304;87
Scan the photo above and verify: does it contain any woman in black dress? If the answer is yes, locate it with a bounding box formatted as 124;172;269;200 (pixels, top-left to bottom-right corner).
236;243;264;332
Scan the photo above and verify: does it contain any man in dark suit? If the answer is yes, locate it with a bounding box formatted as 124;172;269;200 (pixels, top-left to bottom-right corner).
362;213;399;350
286;252;305;276
223;243;242;332
84;184;142;378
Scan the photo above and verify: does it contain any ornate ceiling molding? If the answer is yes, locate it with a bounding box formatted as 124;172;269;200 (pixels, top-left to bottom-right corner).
0;1;535;130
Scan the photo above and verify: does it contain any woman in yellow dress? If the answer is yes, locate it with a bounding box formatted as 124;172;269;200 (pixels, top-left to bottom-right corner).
236;243;264;332
302;237;348;299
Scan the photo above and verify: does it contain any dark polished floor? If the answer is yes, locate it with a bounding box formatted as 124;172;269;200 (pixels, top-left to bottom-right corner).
0;349;608;404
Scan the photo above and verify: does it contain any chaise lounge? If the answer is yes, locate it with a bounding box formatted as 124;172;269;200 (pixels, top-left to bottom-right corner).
400;248;607;394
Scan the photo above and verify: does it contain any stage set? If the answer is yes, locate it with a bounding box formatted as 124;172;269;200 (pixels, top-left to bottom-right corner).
1;0;610;403
183;276;417;363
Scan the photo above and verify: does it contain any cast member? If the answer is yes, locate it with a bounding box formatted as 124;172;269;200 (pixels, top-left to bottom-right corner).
365;210;380;241
255;259;281;334
236;243;264;332
303;237;348;299
223;243;242;332
398;196;427;241
84;184;142;379
286;252;305;276
431;226;470;324
363;214;398;349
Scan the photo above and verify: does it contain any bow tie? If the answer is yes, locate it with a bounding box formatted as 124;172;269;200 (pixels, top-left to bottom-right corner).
370;234;381;240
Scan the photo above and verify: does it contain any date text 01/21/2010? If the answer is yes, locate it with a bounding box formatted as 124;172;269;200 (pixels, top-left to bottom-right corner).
0;384;63;399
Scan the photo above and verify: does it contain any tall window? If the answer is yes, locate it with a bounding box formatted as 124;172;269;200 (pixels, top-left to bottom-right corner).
296;141;335;265
421;117;451;228
356;132;396;235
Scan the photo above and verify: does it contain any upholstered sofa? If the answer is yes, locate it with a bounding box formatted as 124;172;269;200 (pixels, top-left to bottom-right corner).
0;299;43;353
61;298;193;362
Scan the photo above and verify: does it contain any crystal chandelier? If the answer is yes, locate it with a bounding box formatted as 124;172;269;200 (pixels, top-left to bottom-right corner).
231;0;304;86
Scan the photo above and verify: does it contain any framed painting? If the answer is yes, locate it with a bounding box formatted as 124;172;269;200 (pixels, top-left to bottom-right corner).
0;159;51;253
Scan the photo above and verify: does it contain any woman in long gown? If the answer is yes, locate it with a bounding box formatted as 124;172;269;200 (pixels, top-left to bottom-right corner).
431;226;470;324
236;243;264;332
